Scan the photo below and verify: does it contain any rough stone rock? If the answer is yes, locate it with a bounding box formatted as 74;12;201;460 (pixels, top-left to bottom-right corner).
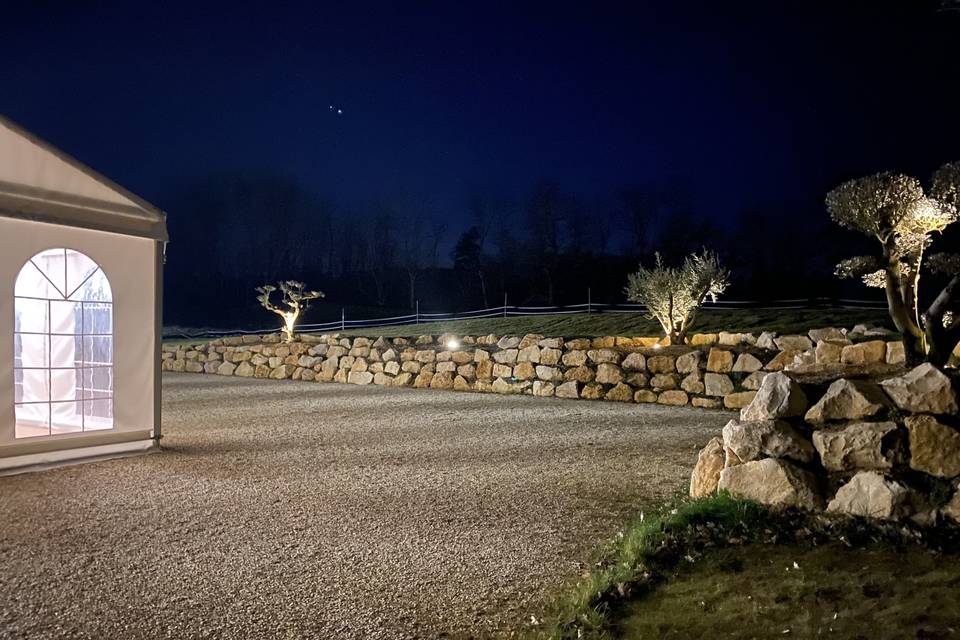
706;348;734;373
347;370;373;385
587;349;621;364
373;372;393;386
519;334;545;349
333;368;349;384
690;437;725;498
905;415;960;478
393;372;413;386
517;345;541;363
886;341;906;365
690;333;718;346
741;371;769;391
705;373;735;397
812;421;898;472
646;355;676;374
775;335;814;352
185;361;204;373
535;365;562;382
301;369;316;382
457;363;476;379
943;488;960;524
634;389;658;403
718;458;822;510
693;397;722;409
740;372;808;421
564;365;595;383
235;361;255;377
657;390;688;406
626;372;649;387
881;363;958;415
497;336;520;350
451;350;473;365
605;383;634;402
764;350;800;371
493;349;519;364
650;373;677;390
513;362;536;381
555;381;580;399
271;364;296;380
351;358;369;373
732;353;764;373
724;391;756;410
435;361;456;374
827;471;915;520
539;337;563;349
681;372;705;394
540;348;562;366
722;418;816;466
718;331;746;346
383;361;400;376
840;340;887;366
562;350;588;367
675;351;701;374
622;352;647;371
565;338;592;350
581;383;605;400
475;360;494;380
429;372;454;389
473;348;490;362
804;379;889;424
415;350;436;364
808;327;847;343
349;346;371;358
756;331;777;350
492;363;513;378
401;360;421;374
528;380;552;397
814;340;848;364
216;362;236;376
412;371;434;388
591;336;616;348
785;349;816;371
595;363;624;384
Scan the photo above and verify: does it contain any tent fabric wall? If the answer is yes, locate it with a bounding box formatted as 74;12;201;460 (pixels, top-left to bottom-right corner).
0;114;166;471
0;217;158;458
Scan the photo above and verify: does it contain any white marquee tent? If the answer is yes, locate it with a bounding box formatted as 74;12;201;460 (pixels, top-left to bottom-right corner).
0;114;167;473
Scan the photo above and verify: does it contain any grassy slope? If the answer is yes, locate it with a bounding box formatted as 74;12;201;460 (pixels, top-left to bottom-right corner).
618;543;960;639
527;494;960;640
339;308;891;339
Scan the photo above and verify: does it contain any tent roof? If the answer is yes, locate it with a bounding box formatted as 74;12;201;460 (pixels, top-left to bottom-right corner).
0;114;167;241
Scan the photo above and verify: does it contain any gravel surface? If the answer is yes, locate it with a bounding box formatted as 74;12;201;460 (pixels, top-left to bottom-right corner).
0;374;726;639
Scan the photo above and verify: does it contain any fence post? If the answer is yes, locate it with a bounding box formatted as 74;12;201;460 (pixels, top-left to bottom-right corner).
504;293;508;318
416;299;420;325
341;308;345;332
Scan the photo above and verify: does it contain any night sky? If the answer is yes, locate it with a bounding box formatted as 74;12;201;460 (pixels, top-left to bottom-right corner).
2;1;959;243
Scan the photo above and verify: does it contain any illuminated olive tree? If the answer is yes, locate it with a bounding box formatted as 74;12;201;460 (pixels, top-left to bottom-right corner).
827;162;960;366
625;249;729;344
255;280;324;343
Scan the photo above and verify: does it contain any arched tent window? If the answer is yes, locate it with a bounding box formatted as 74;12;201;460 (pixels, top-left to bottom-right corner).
13;249;113;438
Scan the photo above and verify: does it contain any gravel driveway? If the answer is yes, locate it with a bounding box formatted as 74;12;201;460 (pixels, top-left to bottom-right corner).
0;374;726;639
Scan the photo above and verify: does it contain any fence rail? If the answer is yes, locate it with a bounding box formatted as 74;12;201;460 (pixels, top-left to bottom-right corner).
163;296;889;340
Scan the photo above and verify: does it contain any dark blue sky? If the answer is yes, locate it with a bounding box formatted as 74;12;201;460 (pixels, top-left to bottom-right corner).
2;1;958;226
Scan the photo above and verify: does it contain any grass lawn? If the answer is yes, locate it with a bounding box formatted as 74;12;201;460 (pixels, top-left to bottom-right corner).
529;494;960;640
617;543;960;639
338;308;891;339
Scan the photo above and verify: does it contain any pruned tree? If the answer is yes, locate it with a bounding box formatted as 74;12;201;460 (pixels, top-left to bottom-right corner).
256;280;324;343
827;163;960;365
625;249;729;344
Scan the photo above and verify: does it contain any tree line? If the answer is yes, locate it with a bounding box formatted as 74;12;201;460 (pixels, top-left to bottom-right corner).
160;172;943;330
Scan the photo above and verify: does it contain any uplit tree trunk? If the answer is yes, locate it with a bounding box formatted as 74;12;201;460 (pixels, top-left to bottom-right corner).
923;275;960;367
881;242;926;366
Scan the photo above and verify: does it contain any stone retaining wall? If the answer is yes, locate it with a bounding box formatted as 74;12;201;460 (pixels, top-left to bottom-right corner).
161;326;906;411
690;363;960;525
